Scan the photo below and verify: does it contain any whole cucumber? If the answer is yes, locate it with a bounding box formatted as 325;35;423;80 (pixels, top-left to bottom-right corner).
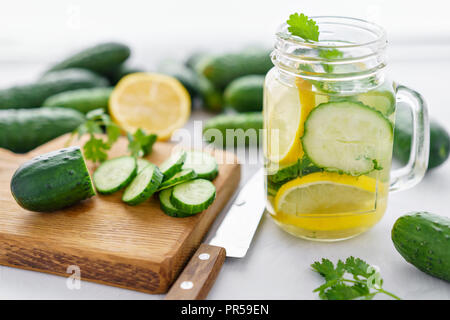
392;212;450;282
43;87;113;114
224;75;264;112
0;107;85;153
203;112;263;147
394;106;450;169
197;48;272;89
46;42;131;75
10;146;95;212
0;68;108;109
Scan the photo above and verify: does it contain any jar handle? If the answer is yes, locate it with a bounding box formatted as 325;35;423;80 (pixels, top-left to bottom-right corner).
389;85;429;192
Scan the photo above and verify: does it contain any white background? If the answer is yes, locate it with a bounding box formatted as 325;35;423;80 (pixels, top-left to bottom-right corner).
0;0;449;299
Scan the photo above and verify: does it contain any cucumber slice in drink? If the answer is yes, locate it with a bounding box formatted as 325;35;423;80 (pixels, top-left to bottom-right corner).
93;156;137;194
182;151;218;180
357;90;395;116
302;101;393;176
122;163;163;205
159;150;187;180
171;179;216;214
158;169;197;191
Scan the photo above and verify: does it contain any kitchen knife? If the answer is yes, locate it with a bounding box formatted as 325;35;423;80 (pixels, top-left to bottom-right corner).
165;167;265;300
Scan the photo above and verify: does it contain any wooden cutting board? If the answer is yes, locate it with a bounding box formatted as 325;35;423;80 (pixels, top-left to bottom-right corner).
0;135;240;294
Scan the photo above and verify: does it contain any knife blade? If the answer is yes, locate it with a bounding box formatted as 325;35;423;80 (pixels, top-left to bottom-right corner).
165;168;265;300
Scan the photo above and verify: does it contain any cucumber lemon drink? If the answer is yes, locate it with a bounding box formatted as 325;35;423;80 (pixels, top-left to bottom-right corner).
263;15;429;240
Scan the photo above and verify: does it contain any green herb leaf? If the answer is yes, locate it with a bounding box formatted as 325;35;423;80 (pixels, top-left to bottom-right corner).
127;128;157;157
311;257;401;300
83;136;110;163
287;13;319;42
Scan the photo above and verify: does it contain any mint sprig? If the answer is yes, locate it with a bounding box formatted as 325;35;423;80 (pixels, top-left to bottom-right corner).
287;13;319;42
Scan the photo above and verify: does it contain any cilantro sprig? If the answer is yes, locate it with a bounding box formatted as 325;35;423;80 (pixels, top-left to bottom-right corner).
287;13;319;42
312;257;401;300
69;109;157;163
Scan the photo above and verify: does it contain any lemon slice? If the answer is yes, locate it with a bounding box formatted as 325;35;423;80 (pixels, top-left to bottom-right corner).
275;172;383;216
109;73;190;141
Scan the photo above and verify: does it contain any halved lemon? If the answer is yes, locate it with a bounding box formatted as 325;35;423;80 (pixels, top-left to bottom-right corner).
109;73;190;141
274;172;383;216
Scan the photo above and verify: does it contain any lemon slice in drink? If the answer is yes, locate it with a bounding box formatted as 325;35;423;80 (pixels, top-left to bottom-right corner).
274;172;382;216
109;73;190;141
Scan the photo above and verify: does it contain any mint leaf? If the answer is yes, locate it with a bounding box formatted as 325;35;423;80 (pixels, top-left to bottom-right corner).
287;13;319;42
83;136;110;163
318;48;344;60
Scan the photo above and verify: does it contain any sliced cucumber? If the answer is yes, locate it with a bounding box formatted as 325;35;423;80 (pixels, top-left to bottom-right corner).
159;150;187;180
171;179;216;214
93;156;137;194
302;101;393;176
136;158;151;173
357;90;395;116
159;188;180;217
158;169;197;191
267;161;299;184
122;163;163;205
182;151;218;180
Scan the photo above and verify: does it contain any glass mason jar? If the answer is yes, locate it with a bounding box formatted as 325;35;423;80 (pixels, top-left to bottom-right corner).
263;17;429;241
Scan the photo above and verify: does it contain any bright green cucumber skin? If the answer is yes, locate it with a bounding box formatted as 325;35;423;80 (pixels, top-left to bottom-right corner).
158;169;197;191
197;49;272;89
93;156;137;195
10;147;95;212
159;188;193;218
392;212;450;282
0;107;85;153
46;42;131;75
122;165;163;206
224;75;264;112
160;151;187;181
43;87;113;114
203;112;263;147
0;69;108;109
394;107;450;169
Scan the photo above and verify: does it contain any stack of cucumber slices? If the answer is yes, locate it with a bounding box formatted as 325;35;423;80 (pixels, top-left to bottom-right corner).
92;150;218;217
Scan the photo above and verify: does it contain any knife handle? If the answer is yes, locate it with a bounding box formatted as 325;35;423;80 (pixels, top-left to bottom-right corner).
165;243;226;300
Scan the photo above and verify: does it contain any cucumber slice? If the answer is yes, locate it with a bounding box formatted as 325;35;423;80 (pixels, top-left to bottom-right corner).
93;156;137;194
302;101;393;176
357;90;395;116
171;179;216;214
159;151;187;180
182;151;218;180
267;161;299;184
158;169;197;191
122;164;163;205
159;188;193;217
136;158;151;173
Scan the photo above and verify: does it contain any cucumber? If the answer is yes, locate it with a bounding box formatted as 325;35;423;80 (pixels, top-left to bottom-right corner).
158;169;197;191
185;52;211;70
224;75;264;112
0;68;108;109
105;64;143;85
42;87;113;114
357;90;395;116
159;151;187;180
10;146;95;212
0;107;85;153
392;212;450;282
203;112;263;147
302;101;393;176
159;188;181;217
93;156;137;194
46;42;131;75
136;158;152;173
394;106;450;170
182;151;219;180
267;161;300;184
122;163;163;205
170;179;216;214
196;48;272;89
159;61;222;112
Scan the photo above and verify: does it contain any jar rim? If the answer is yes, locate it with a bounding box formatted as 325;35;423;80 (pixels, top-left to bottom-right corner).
276;16;387;50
